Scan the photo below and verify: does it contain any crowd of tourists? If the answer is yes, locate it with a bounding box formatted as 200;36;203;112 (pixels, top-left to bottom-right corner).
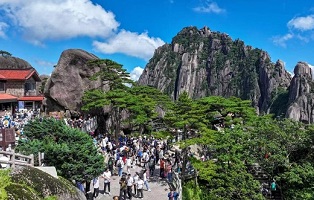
79;134;181;200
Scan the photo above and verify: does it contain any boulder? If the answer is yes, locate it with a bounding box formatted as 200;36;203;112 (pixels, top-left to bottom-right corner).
6;166;86;200
43;49;104;117
0;55;33;69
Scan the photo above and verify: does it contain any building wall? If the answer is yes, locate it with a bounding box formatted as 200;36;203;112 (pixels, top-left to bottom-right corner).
6;81;25;97
24;77;37;96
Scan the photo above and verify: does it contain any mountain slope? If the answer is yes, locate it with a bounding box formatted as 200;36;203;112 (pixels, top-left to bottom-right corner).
138;26;291;113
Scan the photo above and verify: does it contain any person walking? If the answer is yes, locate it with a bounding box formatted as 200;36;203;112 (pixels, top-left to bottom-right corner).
166;159;173;183
143;169;151;192
126;156;132;174
126;173;133;200
133;172;139;197
117;157;124;177
92;176;100;199
108;156;115;175
148;154;155;177
136;177;144;199
119;175;127;200
168;188;179;200
103;168;111;195
271;179;277;198
160;158;165;178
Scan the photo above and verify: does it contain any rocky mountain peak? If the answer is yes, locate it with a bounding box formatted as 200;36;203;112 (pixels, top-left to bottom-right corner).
286;62;314;123
294;61;312;79
139;26;291;114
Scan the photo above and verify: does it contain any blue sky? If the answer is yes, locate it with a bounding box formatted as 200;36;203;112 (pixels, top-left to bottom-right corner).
0;0;314;80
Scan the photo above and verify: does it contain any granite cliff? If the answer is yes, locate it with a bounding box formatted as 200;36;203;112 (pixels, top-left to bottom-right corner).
285;62;314;123
138;26;292;113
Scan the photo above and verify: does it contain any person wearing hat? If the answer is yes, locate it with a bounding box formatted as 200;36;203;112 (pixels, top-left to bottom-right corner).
126;173;134;200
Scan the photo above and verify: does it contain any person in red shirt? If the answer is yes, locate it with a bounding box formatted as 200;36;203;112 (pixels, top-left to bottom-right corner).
160;158;165;178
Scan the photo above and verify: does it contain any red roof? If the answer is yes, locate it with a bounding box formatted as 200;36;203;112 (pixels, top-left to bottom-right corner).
0;69;41;81
0;74;6;80
0;94;18;101
18;96;44;101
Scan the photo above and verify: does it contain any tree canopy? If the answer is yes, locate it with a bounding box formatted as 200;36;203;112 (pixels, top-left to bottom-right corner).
16;118;104;182
176;95;314;200
0;50;12;57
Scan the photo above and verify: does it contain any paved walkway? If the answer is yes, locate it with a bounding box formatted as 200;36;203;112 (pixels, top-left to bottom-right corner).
93;164;170;200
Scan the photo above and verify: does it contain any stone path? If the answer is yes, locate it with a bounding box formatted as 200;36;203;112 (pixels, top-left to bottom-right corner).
92;164;170;200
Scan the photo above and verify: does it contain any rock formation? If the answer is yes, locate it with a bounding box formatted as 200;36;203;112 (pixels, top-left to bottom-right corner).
6;166;85;200
286;62;314;123
138;26;292;113
36;74;50;95
43;49;104;117
0;55;33;69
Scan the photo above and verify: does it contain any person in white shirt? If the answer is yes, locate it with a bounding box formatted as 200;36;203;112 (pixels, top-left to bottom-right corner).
142;151;149;167
159;149;164;165
143;169;151;192
127;174;134;200
107;141;113;153
117;157;124;177
126;156;132;173
103;168;111;195
101;137;106;148
137;177;144;199
133;172;139;196
92;176;100;198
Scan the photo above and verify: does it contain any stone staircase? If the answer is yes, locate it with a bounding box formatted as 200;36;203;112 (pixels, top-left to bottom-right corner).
247;163;283;200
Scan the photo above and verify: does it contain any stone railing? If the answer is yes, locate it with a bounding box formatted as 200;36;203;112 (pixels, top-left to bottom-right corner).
25;89;37;96
0;150;34;169
171;172;182;200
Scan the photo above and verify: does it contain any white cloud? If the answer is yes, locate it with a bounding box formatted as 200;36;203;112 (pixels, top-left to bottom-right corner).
0;22;8;38
272;33;293;47
288;15;314;31
93;30;165;61
193;1;225;14
35;60;56;67
0;0;119;44
130;66;144;81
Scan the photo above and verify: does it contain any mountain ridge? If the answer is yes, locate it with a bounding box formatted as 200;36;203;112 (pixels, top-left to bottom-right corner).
139;26;292;114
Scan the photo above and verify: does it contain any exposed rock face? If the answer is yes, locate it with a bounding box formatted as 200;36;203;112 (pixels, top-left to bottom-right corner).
0;55;33;69
36;74;50;95
6;166;85;200
138;26;292;113
43;49;103;116
286;62;314;123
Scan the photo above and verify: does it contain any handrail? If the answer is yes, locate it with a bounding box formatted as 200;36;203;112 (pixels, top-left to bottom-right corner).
172;172;182;200
0;150;34;169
